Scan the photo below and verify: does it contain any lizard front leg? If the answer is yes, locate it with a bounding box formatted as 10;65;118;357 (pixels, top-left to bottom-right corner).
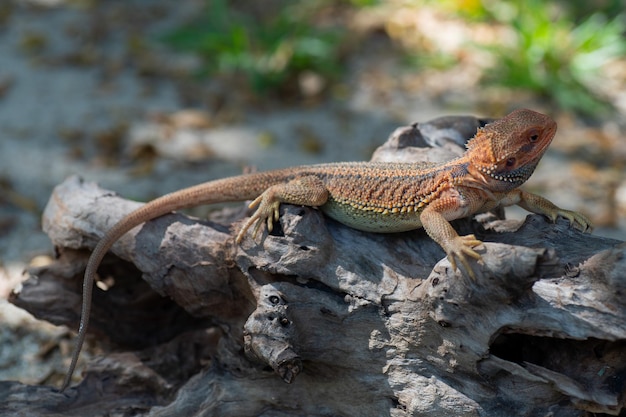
501;189;592;232
419;198;483;278
236;175;329;243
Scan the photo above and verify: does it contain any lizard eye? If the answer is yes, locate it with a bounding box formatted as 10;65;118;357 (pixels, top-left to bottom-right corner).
506;157;516;167
527;128;540;142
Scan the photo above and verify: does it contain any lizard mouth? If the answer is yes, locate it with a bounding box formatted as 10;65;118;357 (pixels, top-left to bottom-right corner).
493;161;539;184
473;164;528;185
471;159;541;193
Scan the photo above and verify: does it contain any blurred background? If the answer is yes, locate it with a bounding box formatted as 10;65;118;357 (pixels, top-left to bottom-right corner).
1;0;626;385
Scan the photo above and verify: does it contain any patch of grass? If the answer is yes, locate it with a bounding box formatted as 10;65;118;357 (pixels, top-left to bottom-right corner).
161;0;346;97
481;0;626;115
346;0;380;6
403;50;458;72
385;0;625;116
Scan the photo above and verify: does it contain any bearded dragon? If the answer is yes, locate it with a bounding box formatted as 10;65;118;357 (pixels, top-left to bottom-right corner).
60;108;591;390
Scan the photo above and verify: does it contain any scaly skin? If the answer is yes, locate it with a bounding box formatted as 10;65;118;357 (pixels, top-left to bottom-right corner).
60;108;591;391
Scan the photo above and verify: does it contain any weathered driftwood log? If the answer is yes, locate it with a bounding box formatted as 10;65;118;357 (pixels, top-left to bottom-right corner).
4;116;626;417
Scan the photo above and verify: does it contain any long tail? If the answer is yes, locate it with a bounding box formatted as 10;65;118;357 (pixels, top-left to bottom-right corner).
60;171;293;391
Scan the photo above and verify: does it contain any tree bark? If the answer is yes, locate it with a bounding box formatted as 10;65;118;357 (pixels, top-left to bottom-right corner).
4;116;626;417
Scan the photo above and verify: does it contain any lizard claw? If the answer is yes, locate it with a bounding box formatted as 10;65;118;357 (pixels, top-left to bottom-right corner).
444;234;483;279
553;209;593;233
236;194;282;243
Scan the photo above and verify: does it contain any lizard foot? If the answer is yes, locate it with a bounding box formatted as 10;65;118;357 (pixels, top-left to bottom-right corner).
234;176;329;244
235;194;281;244
552;209;593;233
443;234;483;279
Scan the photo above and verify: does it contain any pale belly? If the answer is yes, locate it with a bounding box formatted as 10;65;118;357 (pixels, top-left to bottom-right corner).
320;200;424;233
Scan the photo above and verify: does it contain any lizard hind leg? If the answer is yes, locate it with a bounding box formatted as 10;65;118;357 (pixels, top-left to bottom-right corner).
235;175;330;244
236;192;281;243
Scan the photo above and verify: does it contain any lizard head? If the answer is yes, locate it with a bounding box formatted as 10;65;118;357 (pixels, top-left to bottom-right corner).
466;108;557;192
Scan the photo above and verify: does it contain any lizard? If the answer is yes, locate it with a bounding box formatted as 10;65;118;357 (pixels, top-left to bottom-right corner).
60;108;591;391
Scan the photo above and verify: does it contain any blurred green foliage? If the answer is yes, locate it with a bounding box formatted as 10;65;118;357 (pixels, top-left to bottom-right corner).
480;0;626;115
344;0;380;6
161;0;345;96
162;0;626;115
395;0;625;115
